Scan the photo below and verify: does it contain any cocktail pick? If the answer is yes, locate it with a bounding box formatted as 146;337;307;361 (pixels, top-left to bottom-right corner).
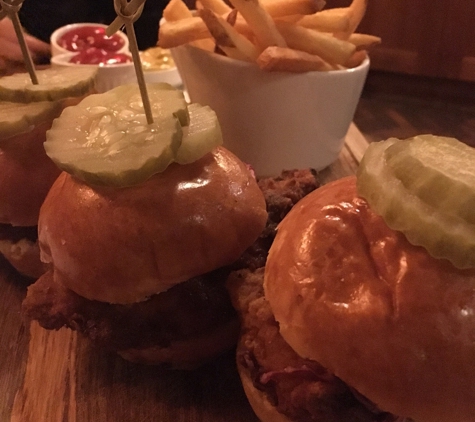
108;0;153;124
0;0;38;84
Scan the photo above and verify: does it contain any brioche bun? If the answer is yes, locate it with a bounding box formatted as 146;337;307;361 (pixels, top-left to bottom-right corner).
0;97;91;278
264;176;475;422
0;113;62;279
0;120;61;227
39;147;268;304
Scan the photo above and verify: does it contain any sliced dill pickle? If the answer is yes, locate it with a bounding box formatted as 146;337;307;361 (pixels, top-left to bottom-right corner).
45;83;187;187
0;101;62;139
385;135;475;224
357;135;475;269
175;103;223;164
0;67;97;103
79;82;190;126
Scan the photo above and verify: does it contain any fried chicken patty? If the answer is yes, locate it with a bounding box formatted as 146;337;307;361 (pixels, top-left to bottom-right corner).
22;169;320;354
23;267;236;351
234;169;321;271
227;268;409;422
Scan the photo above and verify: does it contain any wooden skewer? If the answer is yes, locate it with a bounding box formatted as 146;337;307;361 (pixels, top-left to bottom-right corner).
109;0;153;125
107;0;145;36
10;12;38;84
0;0;38;84
125;21;153;125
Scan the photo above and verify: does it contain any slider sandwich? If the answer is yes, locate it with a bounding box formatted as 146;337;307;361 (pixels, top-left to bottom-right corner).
0;68;96;278
23;83;269;368
229;135;475;422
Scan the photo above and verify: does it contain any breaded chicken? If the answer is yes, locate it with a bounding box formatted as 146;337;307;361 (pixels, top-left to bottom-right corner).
226;267;408;421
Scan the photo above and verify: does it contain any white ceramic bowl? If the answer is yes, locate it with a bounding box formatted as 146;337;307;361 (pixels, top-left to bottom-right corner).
50;23;129;57
143;67;182;88
50;53;136;93
171;44;370;177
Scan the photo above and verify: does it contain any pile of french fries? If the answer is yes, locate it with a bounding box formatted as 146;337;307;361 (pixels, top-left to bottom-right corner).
158;0;381;73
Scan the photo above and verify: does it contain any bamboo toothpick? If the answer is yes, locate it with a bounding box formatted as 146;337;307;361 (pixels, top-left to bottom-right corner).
108;0;154;125
0;0;38;84
107;0;145;35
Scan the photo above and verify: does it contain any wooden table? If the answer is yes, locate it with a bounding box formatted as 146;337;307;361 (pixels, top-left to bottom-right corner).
0;124;369;422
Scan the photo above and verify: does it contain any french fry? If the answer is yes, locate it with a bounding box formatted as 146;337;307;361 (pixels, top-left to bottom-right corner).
261;0;322;18
193;37;218;51
199;9;234;47
161;0;214;50
344;49;367;68
221;14;290;49
224;13;254;37
257;46;333;72
226;8;239;26
199;8;260;61
220;46;253;61
227;0;287;49
298;7;352;33
348;33;381;50
156;0;379;74
332;0;367;39
276;20;356;65
348;0;368;33
199;0;232;15
159;17;211;49
162;0;193;21
274;14;305;24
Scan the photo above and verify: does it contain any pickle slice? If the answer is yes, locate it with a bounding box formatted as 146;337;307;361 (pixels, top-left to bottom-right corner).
175;103;223;164
385;135;475;224
45;84;223;187
45;84;187;187
0;101;62;139
357;135;475;269
0;67;97;103
79;82;189;126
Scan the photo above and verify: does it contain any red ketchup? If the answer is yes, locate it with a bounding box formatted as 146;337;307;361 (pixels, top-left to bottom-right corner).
59;25;132;65
59;25;125;52
69;48;132;65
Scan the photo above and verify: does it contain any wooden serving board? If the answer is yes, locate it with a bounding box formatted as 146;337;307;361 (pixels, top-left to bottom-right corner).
0;124;369;422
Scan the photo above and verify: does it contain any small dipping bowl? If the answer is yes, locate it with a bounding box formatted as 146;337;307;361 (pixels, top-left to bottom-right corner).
140;46;182;88
51;52;136;93
50;23;129;57
51;24;181;92
172;44;370;177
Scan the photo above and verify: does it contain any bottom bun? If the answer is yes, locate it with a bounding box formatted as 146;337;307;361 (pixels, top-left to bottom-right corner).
0;237;45;279
118;318;240;369
237;363;292;422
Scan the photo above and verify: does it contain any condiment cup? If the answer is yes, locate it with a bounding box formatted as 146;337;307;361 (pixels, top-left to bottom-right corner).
140;46;182;88
50;53;136;93
50;23;130;57
171;44;370;177
142;67;182;88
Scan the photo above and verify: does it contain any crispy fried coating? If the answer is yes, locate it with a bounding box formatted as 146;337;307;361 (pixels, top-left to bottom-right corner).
23;267;236;351
227;268;401;422
234;169;321;271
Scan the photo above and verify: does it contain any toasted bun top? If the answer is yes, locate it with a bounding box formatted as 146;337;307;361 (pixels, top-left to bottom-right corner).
264;175;475;422
39;147;267;304
0;120;61;226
